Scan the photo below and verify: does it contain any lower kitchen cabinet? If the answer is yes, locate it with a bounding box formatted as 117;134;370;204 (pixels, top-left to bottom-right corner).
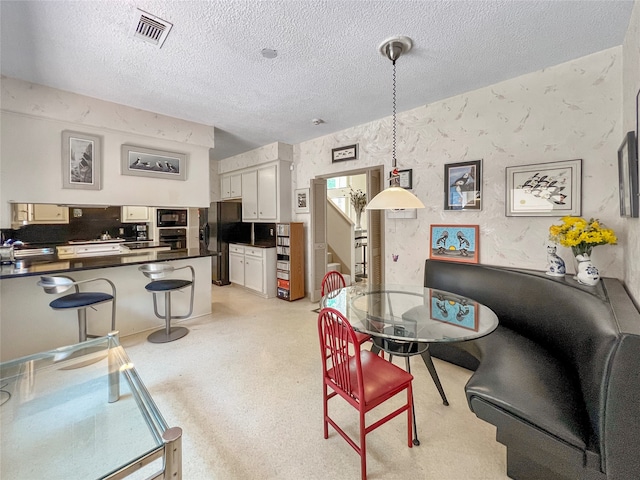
229;244;276;298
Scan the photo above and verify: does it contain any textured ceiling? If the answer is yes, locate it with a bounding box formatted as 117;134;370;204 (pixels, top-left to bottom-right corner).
0;1;634;160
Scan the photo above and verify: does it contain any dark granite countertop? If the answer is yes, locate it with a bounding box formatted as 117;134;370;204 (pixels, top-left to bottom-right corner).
231;242;276;248
0;248;212;279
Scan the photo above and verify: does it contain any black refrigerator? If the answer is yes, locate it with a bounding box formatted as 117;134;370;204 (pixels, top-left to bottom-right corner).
199;202;252;285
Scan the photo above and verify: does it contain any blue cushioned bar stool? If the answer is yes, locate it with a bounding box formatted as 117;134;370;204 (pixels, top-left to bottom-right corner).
139;263;195;343
37;275;116;343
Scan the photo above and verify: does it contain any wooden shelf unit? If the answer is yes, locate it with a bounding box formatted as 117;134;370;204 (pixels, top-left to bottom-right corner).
276;222;305;301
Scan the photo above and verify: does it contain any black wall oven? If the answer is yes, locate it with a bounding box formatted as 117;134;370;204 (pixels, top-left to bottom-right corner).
158;228;187;251
157;209;188;227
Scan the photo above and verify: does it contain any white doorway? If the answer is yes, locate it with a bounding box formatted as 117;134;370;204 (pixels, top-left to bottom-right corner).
309;166;384;302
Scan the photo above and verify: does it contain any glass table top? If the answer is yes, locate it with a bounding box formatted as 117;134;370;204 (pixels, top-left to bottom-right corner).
321;284;499;343
0;334;170;480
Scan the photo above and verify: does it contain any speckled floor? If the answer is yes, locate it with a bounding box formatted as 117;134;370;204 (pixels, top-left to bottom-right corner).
119;284;508;480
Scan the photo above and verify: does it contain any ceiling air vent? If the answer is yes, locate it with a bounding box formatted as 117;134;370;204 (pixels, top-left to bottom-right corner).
131;9;173;48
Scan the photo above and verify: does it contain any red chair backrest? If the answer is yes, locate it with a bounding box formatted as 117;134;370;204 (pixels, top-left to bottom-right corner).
321;270;346;297
318;307;363;401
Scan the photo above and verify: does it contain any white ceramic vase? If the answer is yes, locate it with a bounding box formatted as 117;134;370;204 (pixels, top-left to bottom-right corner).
574;253;600;286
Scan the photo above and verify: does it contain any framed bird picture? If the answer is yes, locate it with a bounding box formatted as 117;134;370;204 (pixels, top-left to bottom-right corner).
444;160;482;210
121;145;187;181
505;159;581;216
429;224;479;264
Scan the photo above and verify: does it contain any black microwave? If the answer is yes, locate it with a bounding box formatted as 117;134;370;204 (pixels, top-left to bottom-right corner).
157;209;188;227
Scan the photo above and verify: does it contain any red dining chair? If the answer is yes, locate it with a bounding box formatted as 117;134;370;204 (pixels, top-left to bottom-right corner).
318;307;413;480
321;270;371;346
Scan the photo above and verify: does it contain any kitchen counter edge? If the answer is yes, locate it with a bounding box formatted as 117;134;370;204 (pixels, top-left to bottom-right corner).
0;248;213;279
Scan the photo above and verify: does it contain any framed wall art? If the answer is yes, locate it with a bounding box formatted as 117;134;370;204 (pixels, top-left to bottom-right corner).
331;144;358;163
294;188;310;214
121;145;187;180
62;130;102;190
444;160;482;210
505;159;581;217
390;168;413;189
429;224;479;264
617;130;639;218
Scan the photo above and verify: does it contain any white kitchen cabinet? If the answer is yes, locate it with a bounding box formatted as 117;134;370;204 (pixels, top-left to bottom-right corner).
221;173;242;199
11;203;69;227
121;206;150;223
229;244;245;285
244;254;263;293
229;243;276;298
31;204;69;223
241;170;258;221
241;163;286;223
257;165;277;220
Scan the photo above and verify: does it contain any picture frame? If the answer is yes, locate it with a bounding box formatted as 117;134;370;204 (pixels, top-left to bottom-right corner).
61;130;102;190
331;144;358;163
121;145;187;180
294;188;310;214
429;290;479;331
617;130;639;218
505;159;582;217
444;160;482;210
390;168;413;189
429;224;479;264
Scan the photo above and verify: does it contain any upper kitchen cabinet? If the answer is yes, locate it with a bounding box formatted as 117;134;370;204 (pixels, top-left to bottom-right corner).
221;173;242;199
11;203;69;227
239;161;291;223
121;206;150;223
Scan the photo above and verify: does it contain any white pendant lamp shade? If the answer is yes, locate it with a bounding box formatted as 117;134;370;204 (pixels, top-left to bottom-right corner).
367;35;425;211
366;185;425;210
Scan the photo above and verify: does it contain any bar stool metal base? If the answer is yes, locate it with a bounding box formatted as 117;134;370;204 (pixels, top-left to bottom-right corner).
147;326;189;344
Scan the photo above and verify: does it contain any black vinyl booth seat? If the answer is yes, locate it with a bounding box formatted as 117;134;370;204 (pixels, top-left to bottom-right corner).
38;275;117;343
139;263;195;344
423;259;640;480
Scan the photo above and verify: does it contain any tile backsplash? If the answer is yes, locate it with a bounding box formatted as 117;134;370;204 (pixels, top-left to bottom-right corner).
1;207;145;246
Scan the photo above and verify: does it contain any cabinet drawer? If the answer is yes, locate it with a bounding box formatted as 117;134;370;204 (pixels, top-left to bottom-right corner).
229;244;245;254
76;244;121;254
245;247;264;258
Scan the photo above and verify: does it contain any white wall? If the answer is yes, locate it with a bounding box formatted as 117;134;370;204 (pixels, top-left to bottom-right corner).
217;141;293;177
294;47;626;292
0;77;213;227
622;0;640;304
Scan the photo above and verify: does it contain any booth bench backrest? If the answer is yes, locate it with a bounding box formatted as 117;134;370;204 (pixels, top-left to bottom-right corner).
423;259;624;461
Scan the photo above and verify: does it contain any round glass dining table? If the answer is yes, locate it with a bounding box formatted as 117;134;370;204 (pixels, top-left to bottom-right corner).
321;283;499;445
320;284;499;344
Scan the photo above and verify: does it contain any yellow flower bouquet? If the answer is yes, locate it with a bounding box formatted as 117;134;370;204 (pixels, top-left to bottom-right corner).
548;216;617;257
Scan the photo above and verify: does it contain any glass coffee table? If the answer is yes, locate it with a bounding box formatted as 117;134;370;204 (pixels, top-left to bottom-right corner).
0;332;182;480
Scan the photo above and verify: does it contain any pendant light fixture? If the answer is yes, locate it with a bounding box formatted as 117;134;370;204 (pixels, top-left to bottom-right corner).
366;36;425;210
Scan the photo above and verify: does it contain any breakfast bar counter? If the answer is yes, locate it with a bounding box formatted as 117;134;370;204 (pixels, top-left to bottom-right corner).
0;247;209;279
0;249;213;361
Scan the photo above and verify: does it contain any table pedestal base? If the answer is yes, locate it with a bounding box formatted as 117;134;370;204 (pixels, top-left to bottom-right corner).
371;338;450;446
